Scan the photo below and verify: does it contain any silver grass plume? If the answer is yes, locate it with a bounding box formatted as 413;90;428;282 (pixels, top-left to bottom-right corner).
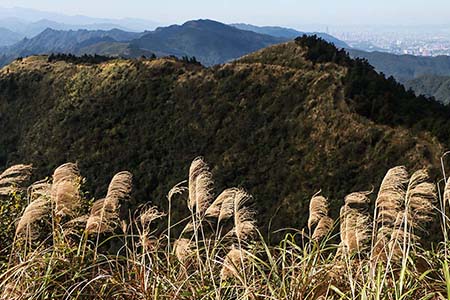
374;166;409;228
62;215;89;236
220;246;245;280
140;206;166;230
15;181;51;238
308;193;328;232
0;164;32;196
444;176;450;209
85;171;132;234
372;167;409;259
340;206;370;254
106;171;133;201
85;198;119;233
383;170;437;262
312;216;334;241
51;163;82;217
168;182;188;203
340;192;371;254
388;212;419;261
188;157;214;216
219;189;248;223
345;191;371;206
139;206;165;250
404;169;436;232
233;190;257;242
174;238;195;265
205;188;238;221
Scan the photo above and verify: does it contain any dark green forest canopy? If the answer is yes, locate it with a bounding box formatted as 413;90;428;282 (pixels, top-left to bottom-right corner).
0;36;449;239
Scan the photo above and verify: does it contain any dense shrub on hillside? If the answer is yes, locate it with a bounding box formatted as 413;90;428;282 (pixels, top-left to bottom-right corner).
48;53;116;64
295;34;350;65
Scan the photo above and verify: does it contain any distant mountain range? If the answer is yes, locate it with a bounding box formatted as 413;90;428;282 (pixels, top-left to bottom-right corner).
3;11;450;104
230;23;349;48
0;6;159;46
0;19;348;67
0;7;159;33
0;28;150;66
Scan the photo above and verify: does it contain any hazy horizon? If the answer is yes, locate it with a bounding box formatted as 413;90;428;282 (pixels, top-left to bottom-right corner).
1;0;450;30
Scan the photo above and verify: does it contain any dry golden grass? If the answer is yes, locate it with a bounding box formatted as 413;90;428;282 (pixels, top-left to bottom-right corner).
0;164;32;196
1;158;449;300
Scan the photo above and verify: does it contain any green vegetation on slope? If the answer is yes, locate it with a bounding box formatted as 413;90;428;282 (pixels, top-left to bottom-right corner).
348;48;450;82
0;36;449;239
405;74;450;105
130;19;288;66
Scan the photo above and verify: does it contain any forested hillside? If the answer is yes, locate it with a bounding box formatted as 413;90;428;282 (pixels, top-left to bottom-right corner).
1;36;449;235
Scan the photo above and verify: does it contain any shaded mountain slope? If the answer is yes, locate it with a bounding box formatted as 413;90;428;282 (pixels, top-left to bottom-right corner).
231;23;349;48
349;48;450;82
231;23;302;39
0;37;448;235
405;74;450;104
0;27;23;46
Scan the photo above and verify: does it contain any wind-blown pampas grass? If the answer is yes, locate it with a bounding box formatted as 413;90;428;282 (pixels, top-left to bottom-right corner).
106;171;133;201
3;157;450;300
188;157;214;216
220;247;245;280
15;181;51;238
205;188;238;221
217;189;257;242
140;206;166;229
340;204;370;254
51;163;82;217
308;192;333;241
138;206;165;251
383;170;437;262
312;216;334;241
235;209;257;242
86;171;132;234
85;197;119;233
308;193;328;232
174;238;195;265
404;169;436;232
374;166;409;228
371;166;409;262
345;191;371;206
0;164;32;196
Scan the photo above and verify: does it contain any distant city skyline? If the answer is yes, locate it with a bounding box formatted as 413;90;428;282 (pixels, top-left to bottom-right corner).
1;0;450;29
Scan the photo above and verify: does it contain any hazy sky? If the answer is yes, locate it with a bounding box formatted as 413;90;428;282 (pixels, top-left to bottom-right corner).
0;0;449;28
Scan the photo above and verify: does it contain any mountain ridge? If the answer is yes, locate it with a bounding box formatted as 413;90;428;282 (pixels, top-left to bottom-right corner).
231;23;349;48
0;19;349;67
0;36;448;235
